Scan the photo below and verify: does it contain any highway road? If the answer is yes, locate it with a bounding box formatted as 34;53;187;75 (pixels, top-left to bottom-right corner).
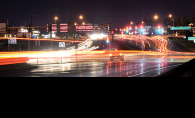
0;35;195;77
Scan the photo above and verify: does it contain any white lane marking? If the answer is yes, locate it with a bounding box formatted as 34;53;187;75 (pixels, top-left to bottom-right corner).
127;64;182;77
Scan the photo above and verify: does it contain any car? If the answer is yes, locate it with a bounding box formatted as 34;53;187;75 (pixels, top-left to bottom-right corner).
110;53;124;61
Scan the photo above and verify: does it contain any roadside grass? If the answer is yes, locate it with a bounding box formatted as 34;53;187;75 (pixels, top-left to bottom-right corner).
168;37;195;52
0;63;38;72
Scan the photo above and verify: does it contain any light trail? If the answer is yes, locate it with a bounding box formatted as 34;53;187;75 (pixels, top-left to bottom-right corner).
1;36;195;66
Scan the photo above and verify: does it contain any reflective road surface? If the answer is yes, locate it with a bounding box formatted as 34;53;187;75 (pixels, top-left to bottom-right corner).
0;57;186;77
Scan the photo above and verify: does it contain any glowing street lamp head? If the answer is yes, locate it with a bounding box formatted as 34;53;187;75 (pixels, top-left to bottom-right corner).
55;17;58;20
154;15;158;19
169;14;172;18
131;22;133;25
79;15;83;19
142;21;144;24
75;23;77;25
82;22;85;25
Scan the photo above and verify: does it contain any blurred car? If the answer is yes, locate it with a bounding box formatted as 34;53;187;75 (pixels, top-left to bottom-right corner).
110;53;124;61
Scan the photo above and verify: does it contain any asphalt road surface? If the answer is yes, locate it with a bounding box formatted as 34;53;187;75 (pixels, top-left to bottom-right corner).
0;55;190;77
1;36;194;77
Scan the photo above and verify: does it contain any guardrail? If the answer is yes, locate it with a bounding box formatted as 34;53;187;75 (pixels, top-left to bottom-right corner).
157;58;195;77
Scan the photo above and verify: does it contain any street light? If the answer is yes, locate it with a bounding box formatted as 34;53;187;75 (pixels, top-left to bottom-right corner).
168;14;174;37
130;21;133;25
79;15;83;20
142;21;144;24
169;14;172;18
54;16;58;24
82;22;85;25
75;23;77;25
154;15;162;26
154;15;158;19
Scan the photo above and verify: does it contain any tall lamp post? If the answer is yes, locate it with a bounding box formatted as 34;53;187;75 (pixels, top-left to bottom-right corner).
169;14;174;37
154;15;163;35
154;15;162;25
54;17;58;24
74;15;84;40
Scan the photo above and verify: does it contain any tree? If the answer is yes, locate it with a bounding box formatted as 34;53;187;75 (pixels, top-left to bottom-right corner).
178;16;184;26
191;17;195;26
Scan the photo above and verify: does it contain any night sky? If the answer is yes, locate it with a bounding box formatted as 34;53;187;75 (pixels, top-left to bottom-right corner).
0;0;194;29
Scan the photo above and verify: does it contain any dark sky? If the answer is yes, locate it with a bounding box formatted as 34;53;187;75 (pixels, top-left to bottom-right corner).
0;0;194;29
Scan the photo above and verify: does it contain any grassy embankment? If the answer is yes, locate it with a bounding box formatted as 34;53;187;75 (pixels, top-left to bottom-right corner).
168;37;195;52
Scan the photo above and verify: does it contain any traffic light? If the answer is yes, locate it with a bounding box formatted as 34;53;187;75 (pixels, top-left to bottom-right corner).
101;24;104;28
106;37;109;43
27;25;31;32
47;24;52;32
105;22;108;31
6;26;10;33
108;21;111;31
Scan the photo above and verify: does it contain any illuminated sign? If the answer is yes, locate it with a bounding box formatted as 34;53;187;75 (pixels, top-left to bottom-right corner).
52;24;57;32
76;24;94;31
59;42;65;47
145;26;151;28
8;37;17;44
170;26;191;30
188;37;195;40
18;29;28;33
60;24;68;32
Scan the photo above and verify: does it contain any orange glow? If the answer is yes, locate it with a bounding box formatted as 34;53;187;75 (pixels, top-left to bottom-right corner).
154;15;158;19
54;17;58;20
79;15;83;19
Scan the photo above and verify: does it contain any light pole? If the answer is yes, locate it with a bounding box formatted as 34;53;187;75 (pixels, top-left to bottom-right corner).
54;17;58;24
169;14;174;37
154;15;162;25
74;15;84;40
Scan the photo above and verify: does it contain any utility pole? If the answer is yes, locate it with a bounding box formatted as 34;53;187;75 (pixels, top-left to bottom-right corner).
7;18;10;51
30;14;34;51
